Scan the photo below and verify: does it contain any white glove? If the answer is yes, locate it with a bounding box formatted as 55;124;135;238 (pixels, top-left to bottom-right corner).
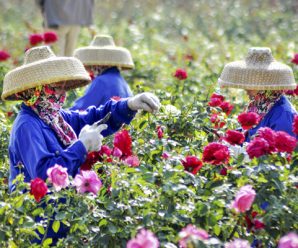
127;93;161;113
79;123;108;152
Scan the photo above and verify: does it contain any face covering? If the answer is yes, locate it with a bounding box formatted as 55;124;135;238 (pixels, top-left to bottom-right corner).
17;84;77;146
246;90;283;118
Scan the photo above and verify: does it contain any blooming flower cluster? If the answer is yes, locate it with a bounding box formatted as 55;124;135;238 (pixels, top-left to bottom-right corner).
30;164;102;202
246;127;297;159
29;31;58;46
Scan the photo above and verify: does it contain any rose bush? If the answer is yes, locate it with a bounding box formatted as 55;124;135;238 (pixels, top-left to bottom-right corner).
0;1;297;247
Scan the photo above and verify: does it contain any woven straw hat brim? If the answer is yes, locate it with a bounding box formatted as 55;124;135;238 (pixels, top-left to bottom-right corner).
74;46;134;70
2;57;91;101
218;60;296;90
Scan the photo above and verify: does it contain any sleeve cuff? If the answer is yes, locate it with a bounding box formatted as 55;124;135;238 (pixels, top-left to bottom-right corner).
67;140;88;164
118;100;137;123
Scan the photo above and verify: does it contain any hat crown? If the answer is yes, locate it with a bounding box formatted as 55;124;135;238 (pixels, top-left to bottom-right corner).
245;47;274;65
24;46;55;65
90;35;115;47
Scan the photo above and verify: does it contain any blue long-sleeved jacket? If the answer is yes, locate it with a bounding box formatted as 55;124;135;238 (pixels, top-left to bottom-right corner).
9;99;135;191
70;67;133;110
246;95;297;141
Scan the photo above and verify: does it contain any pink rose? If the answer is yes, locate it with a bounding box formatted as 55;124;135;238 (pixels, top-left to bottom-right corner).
112;147;123;158
278;232;298;248
124;155;140;167
74;170;102;195
231;185;256;213
178;224;208;248
275;131;297;153
246;137;270;159
126;229;159;248
47;164;69;191
225;239;250;248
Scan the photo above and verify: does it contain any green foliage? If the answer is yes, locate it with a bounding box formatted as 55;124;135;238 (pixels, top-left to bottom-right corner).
0;1;297;247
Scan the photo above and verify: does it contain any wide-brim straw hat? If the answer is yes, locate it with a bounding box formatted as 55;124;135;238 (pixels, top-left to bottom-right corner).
218;47;296;90
73;35;134;70
2;46;91;101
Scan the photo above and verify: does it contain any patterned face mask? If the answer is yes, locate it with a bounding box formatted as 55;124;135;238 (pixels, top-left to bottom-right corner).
246;90;283;118
17;84;77;146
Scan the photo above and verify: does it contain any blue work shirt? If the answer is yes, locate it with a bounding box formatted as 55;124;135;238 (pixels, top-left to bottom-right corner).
246;95;297;141
70;67;133;111
9;99;135;191
8;99;135;243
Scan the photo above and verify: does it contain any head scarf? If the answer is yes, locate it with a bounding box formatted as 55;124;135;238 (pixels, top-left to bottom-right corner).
16;84;77;146
246;90;283;118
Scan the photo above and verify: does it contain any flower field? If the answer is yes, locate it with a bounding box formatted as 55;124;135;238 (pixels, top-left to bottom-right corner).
0;1;298;247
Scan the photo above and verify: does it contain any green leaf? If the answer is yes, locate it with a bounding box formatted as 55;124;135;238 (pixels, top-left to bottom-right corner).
108;223;117;234
32;207;44;216
15;195;24;208
42;238;52;246
37;226;45;235
99;219;108;227
52;220;60;233
213;224;221;236
55;211;66;220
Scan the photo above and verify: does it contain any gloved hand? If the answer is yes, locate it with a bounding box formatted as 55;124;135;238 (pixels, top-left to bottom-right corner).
127;92;161;113
79;123;108;152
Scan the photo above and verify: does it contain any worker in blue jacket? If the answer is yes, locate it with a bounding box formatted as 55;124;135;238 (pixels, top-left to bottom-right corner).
70;35;134;110
218;47;297;141
1;46;160;243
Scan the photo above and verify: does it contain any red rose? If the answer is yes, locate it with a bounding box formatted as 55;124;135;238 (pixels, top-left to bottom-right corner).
237;112;260;130
174;68;188;80
99;145;112;156
257;127;277;153
220;101;234;115
291;53;298;65
0;50;10;61
43;31;58;44
253;219;265;230
293;115;298;136
202;142;230;165
224;130;245;145
156;126;163;139
275;131;297;153
29;33;44;46
181;155;203;175
246;137;269;159
208;93;225;107
210;114;225;129
219;167;227;176
113;129;133;159
80;151;101;171
30;178;48;202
